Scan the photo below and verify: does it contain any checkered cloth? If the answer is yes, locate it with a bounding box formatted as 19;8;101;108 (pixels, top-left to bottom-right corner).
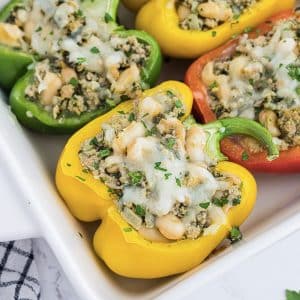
0;240;40;300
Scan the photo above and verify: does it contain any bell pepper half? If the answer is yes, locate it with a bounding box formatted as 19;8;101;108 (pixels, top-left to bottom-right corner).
134;0;295;58
185;10;300;172
55;81;278;278
3;0;162;133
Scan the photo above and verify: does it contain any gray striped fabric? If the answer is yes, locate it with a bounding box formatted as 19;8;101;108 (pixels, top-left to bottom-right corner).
0;240;40;300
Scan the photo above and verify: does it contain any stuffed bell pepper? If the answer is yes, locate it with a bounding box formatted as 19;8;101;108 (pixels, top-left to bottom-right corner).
0;0;161;133
55;81;278;278
133;0;295;58
185;10;300;172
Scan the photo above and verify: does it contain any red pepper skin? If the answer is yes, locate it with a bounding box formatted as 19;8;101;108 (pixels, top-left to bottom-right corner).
185;10;300;173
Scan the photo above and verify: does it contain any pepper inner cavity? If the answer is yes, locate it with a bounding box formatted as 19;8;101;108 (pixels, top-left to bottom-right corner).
78;90;242;242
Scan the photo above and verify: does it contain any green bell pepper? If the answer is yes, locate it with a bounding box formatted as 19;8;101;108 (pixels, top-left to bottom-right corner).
3;0;162;133
0;0;34;90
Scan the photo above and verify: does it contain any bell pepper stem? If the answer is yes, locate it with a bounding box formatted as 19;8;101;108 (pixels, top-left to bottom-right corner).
201;117;279;162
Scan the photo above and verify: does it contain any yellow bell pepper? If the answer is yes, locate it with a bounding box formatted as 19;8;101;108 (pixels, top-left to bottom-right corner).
55;81;269;278
134;0;295;58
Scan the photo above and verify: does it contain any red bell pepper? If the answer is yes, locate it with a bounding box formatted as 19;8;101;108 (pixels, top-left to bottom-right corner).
185;10;300;173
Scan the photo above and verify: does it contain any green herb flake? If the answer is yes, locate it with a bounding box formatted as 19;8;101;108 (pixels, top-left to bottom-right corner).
229;226;243;243
232;197;241;206
98;148;111;159
286;290;300;300
244;27;253;33
242;151;249;161
164;172;172;180
77;57;86;64
175;177;181;187
75;175;86;182
248;78;254;86
175;99;183;108
66;163;72;167
90;46;100;54
286;64;300;81
35;26;42;32
128;112;136;122
82;169;89;174
118;110;125;115
104;12;113;23
89;137;99;147
209;81;218;90
69;77;78;87
128;171;144;186
135;204;145;217
199;202;210;209
154;162;167;172
212;197;229;207
165;137;176;150
166;90;175;97
123;227;133;232
211;30;217;37
74;9;83;17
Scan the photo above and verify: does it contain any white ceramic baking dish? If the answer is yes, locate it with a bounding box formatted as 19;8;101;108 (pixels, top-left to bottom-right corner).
0;2;300;299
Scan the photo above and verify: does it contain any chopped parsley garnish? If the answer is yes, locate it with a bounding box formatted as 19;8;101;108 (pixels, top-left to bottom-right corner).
164;172;172;180
128;112;135;122
77;57;87;64
35;26;42;32
120;94;130;101
286;64;300;81
242;151;249;161
229;226;242;243
175;177;181;187
123;227;133;232
244;26;253;33
118;110;125;114
135;205;146;217
75;175;86;182
212;197;229;207
175;99;183;108
199;202;210;209
69;77;78;87
82;169;89;174
286;290;300;300
74;9;83;18
90;46;100;54
154;162;167;172
211;31;217;37
232;197;241;206
209;81;218;90
89;137;99;147
66;163;72;167
98;148;111;159
166;90;175;97
248;78;254;86
128;171;144;186
165;137;176;150
104;12;113;23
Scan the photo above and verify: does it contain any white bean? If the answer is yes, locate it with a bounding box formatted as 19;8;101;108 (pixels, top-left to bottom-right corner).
40;72;62;106
156;214;185;240
138;226;170;243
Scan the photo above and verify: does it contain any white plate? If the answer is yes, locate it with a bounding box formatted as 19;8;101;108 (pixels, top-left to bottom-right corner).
0;2;300;300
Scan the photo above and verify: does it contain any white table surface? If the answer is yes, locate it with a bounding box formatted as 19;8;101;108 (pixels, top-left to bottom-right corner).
1;162;299;300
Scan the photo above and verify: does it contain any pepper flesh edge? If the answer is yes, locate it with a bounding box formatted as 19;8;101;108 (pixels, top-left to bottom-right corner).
135;0;295;58
185;10;300;172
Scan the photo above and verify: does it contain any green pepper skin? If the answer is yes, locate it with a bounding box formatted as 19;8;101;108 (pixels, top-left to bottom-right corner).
0;0;34;90
7;0;162;133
